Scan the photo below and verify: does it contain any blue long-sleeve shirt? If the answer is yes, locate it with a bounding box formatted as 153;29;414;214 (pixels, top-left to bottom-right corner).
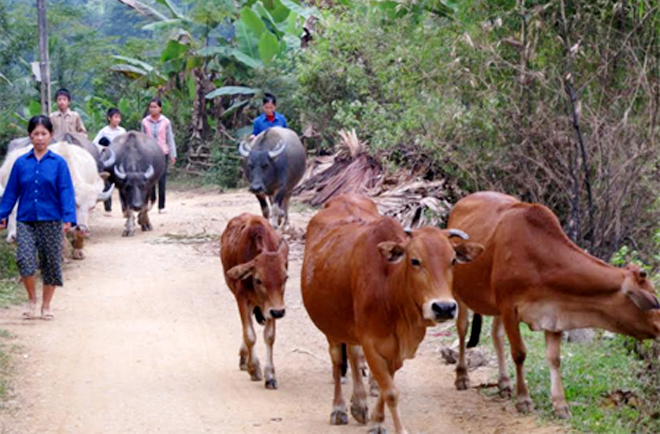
252;112;288;136
0;149;77;225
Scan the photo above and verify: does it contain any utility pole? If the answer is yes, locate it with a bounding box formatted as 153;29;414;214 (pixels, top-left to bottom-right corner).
37;0;51;115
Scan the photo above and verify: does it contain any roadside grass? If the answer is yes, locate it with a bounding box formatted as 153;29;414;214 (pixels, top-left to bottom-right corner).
473;316;659;433
0;239;23;404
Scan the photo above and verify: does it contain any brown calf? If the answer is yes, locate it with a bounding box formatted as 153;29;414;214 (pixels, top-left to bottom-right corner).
302;194;482;434
221;213;289;389
448;192;660;418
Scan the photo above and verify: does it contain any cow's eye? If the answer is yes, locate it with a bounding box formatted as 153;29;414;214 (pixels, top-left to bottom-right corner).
247;163;254;169
411;258;421;266
451;258;457;266
255;278;262;285
261;163;269;170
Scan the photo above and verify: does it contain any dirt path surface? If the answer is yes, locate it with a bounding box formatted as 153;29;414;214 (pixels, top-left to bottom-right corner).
1;188;564;434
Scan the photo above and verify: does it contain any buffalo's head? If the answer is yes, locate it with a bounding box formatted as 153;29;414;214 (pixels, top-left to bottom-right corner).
238;140;287;194
114;164;156;211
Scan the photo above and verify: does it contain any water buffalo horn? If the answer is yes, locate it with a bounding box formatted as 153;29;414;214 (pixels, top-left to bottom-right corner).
238;141;251;157
98;183;114;201
447;229;470;240
143;164;155;180
114;164;127;180
102;148;116;169
268;140;287;159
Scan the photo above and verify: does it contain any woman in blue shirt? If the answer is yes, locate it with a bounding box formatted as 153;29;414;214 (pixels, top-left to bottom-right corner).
0;116;76;320
250;93;288;139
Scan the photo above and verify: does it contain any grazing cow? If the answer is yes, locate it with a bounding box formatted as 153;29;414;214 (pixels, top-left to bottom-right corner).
302;194;483;434
221;213;289;389
108;132;165;237
448;192;660;418
238;127;306;229
0;142;113;258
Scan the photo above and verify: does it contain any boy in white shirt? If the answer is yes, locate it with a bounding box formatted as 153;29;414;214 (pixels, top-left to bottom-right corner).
93;108;126;215
92;108;126;147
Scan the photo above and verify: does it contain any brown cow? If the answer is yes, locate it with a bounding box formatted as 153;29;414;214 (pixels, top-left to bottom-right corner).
302;195;483;434
221;213;289;389
448;192;660;418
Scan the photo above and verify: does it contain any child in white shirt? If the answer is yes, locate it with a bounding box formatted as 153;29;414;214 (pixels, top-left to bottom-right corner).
92;108;126;147
93;108;126;215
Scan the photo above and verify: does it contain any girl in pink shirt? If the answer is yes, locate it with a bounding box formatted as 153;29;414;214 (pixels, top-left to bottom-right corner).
141;98;177;213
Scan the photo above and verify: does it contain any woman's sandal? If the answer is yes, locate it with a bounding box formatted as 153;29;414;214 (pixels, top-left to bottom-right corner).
22;302;37;320
41;309;54;321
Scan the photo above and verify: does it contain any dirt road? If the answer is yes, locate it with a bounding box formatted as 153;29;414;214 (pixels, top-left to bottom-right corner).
0;188;564;434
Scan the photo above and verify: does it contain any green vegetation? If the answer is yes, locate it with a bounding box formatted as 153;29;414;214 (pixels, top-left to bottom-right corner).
0;240;22;405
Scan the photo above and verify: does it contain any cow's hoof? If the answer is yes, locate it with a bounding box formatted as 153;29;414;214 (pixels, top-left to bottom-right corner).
329;410;349;425
553;403;571;419
239;356;247;371
249;369;263;382
141;224;152;232
350;400;368;424
72;249;85;260
455;376;470;390
122;230;134;237
367;426;387;434
499;384;512;399
516;398;534;414
265;378;278;390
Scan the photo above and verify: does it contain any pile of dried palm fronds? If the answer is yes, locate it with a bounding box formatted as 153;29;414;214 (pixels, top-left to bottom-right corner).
294;130;452;226
294;129;382;207
374;179;452;228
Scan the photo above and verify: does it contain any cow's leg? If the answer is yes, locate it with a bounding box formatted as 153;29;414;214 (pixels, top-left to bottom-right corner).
492;316;512;398
545;331;570;418
502;310;533;413
256;193;270;219
455;300;470;390
329;342;349;425
281;195;291;229
369;393;386;434
263;318;278;389
364;346;407;434
123;209;135;237
238;299;262;381
348;345;369;424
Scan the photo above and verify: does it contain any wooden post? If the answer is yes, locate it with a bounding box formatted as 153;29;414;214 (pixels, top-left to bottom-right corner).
37;0;51;115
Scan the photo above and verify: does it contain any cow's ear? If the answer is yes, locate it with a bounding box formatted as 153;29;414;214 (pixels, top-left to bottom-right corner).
378;241;406;263
99;171;111;180
454;242;484;264
227;261;255;281
277;238;289;259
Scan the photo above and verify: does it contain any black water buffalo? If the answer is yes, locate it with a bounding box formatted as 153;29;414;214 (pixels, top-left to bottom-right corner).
108;131;165;237
238;127;306;228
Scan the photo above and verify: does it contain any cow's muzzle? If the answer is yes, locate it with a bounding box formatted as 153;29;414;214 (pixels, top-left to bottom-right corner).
427;300;458;322
270;308;286;319
249;184;265;194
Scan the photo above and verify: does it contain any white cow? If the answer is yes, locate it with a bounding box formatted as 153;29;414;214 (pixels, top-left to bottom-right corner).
0;141;113;258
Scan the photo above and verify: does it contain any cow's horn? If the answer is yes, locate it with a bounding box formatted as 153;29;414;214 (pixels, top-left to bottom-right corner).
102;148;116;169
143;164;155;180
238;141;251;158
268;140;287;159
98;183;114;202
447;229;470;240
114;164;127;180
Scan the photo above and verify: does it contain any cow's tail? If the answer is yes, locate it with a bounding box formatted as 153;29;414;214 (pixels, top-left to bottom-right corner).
466;313;482;348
